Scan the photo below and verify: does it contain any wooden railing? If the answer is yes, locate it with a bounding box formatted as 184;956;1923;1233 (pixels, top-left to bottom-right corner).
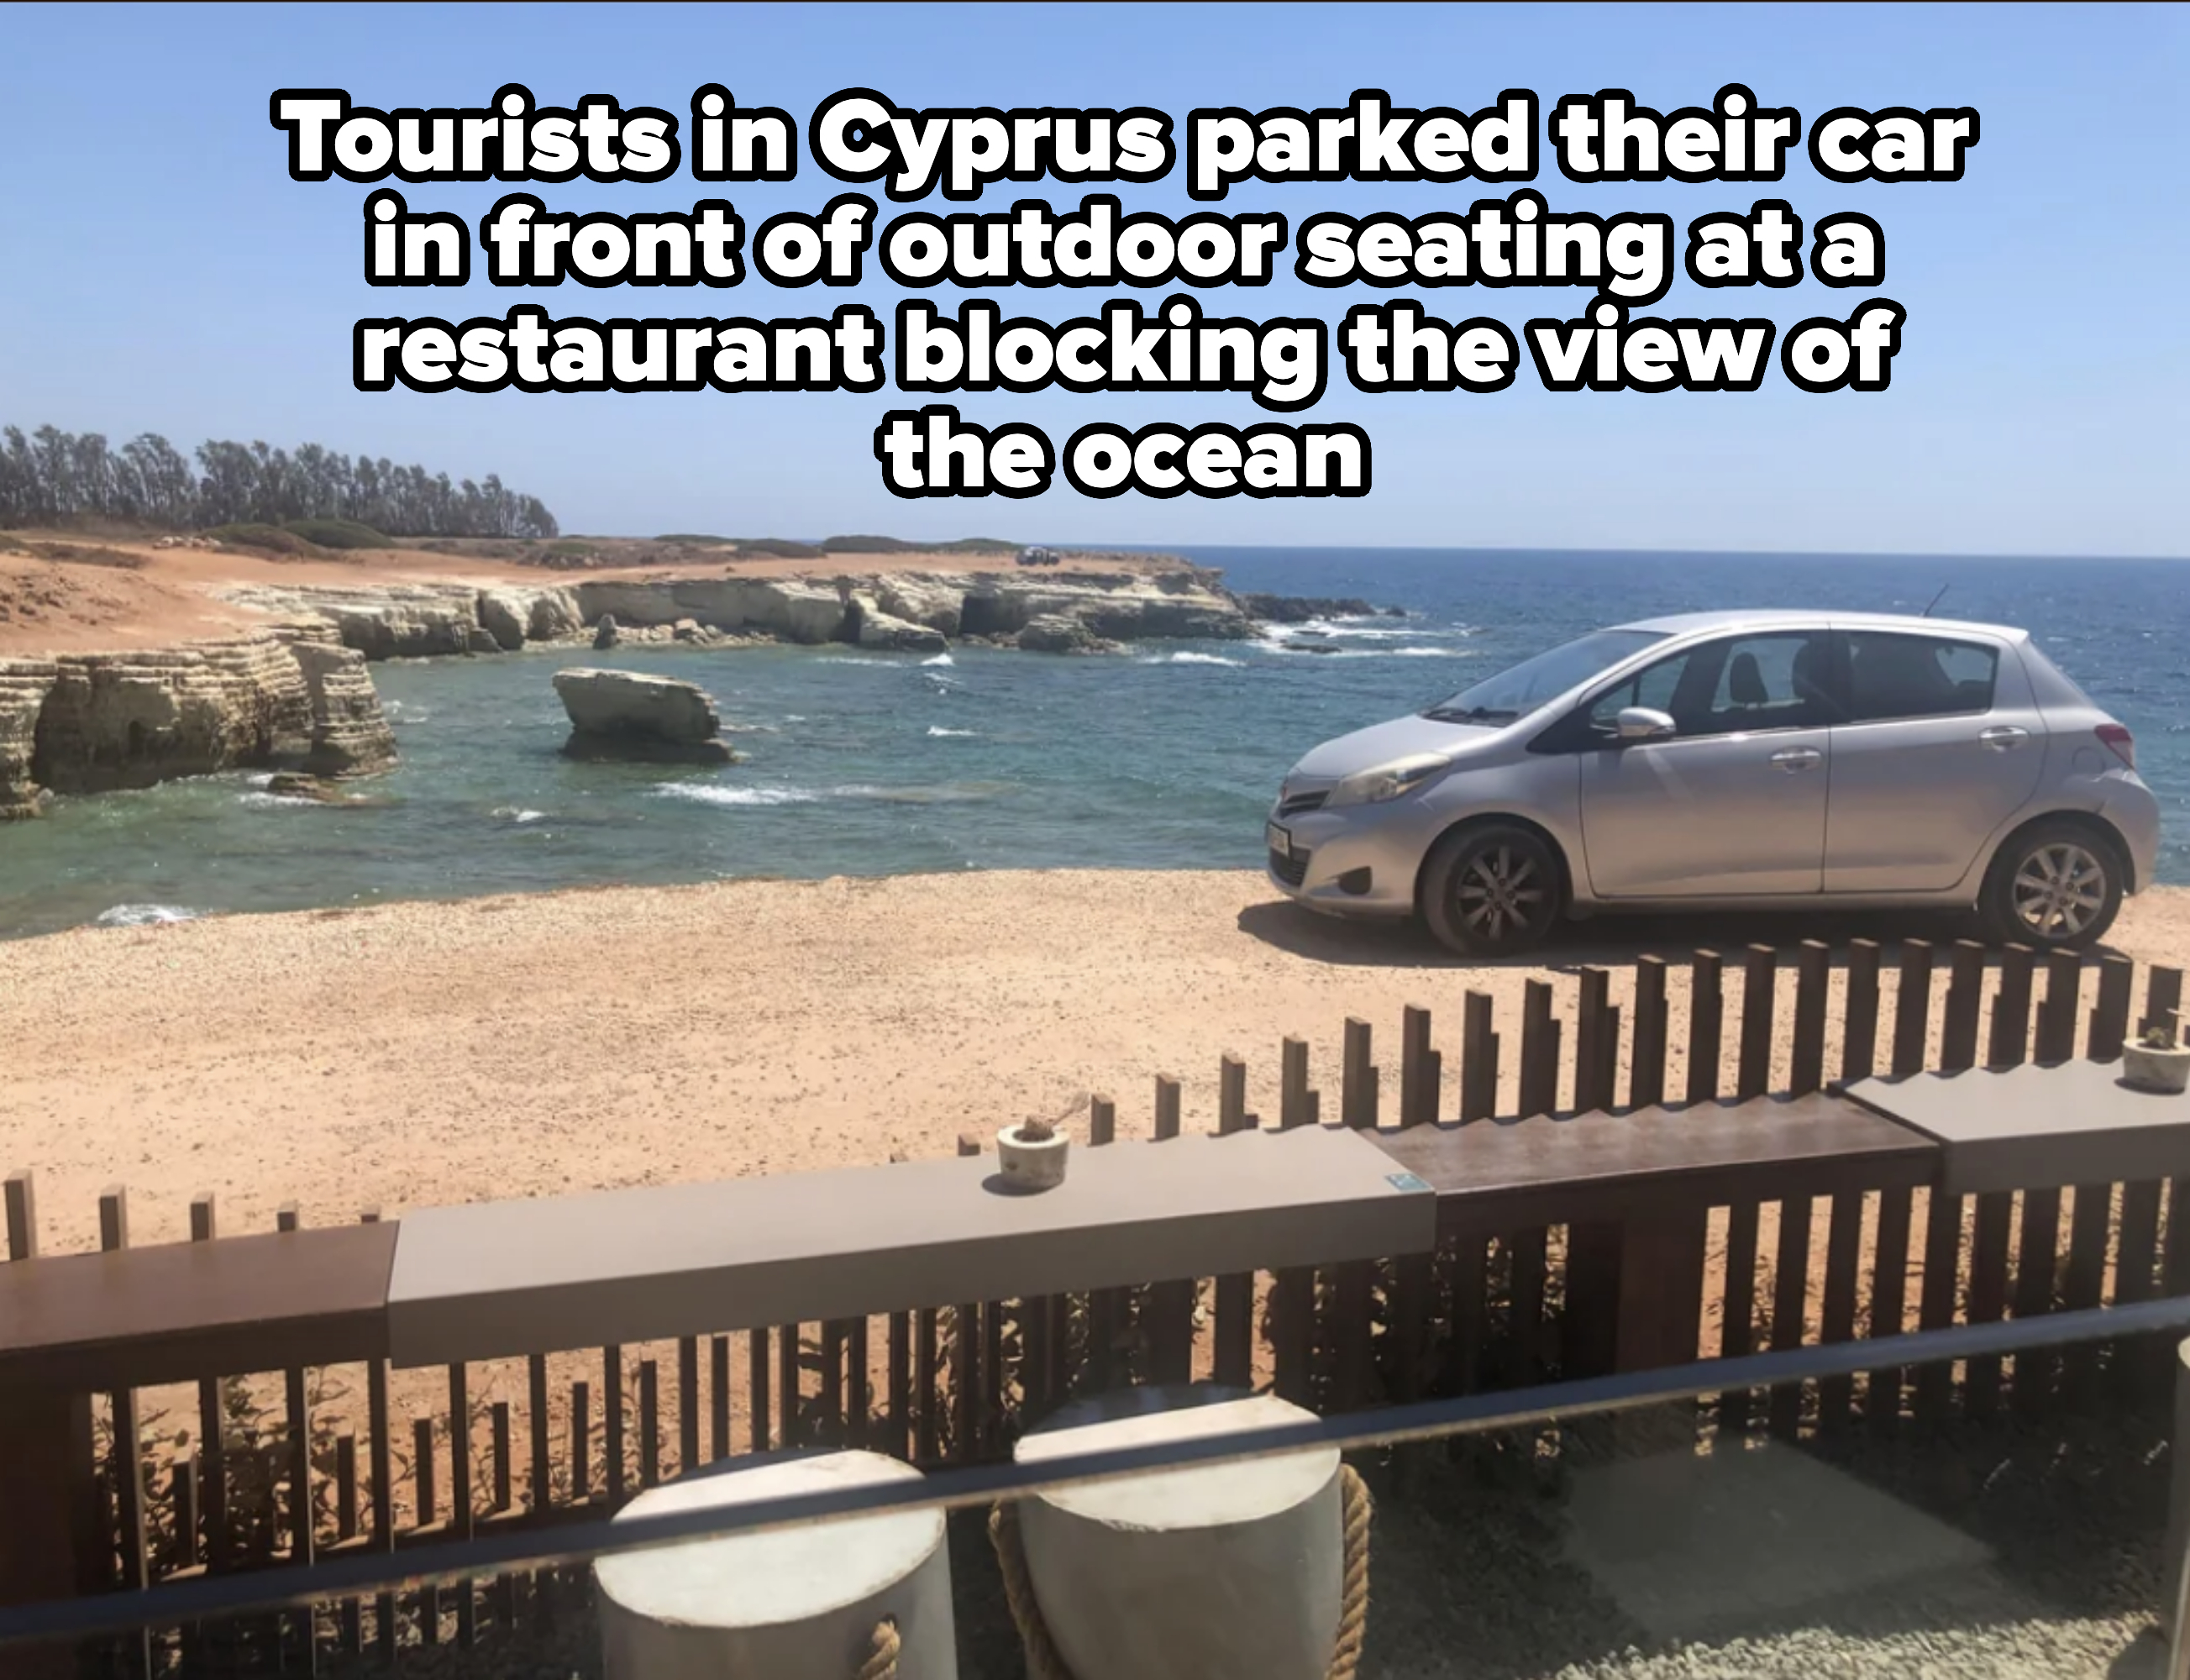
5;936;2188;1677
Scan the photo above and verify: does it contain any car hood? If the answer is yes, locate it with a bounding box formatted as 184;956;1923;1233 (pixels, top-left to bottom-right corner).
1287;715;1500;784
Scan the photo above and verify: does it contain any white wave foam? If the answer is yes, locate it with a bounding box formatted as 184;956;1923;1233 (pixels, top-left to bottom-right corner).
654;784;818;807
492;806;548;823
238;791;315;809
1138;651;1242;667
927;727;977;738
97;903;198;927
922;652;954;667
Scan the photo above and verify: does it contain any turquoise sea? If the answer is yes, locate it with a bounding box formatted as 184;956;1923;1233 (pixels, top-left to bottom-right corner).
3;547;2185;940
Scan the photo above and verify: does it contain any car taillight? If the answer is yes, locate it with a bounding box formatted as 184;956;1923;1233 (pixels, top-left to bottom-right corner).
2097;723;2136;770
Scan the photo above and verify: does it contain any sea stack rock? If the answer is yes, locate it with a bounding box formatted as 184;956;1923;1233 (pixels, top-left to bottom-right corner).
552;668;739;764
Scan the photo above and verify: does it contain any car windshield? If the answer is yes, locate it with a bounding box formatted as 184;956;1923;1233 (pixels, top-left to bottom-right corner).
1422;628;1669;723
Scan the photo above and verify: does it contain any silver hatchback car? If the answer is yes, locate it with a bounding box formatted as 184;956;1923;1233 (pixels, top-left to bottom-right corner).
1267;611;2160;957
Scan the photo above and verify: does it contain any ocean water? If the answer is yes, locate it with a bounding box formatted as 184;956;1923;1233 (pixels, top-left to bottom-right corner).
3;547;2186;940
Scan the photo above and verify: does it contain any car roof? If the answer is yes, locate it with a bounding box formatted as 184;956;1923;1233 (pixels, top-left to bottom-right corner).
1616;608;2029;643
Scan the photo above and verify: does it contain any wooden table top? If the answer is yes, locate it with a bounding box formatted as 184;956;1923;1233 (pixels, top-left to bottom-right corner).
0;1223;397;1392
1370;1092;1938;1233
1842;1058;2190;1194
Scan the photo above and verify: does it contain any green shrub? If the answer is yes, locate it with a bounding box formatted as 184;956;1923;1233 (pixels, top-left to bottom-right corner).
655;533;735;546
202;522;319;556
734;538;826;559
819;533;911;553
281;517;391;549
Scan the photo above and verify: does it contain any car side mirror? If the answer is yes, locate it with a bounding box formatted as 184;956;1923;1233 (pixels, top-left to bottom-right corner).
1616;706;1677;743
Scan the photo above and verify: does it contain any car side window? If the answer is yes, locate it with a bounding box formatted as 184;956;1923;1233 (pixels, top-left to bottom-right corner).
1846;632;1998;722
1584;652;1692;733
1670;632;1834;738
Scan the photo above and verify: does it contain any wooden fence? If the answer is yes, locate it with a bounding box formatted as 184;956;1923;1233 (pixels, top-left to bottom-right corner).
12;935;2190;1674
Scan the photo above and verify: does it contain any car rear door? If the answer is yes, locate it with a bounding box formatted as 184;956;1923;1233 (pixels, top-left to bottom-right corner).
1821;627;2047;892
1573;628;1834;897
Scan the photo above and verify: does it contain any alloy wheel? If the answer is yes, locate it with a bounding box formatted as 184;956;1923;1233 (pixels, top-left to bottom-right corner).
2009;842;2108;939
1453;845;1547;942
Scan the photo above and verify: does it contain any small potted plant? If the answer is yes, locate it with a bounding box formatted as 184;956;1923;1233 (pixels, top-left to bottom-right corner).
2124;1015;2190;1094
996;1113;1070;1191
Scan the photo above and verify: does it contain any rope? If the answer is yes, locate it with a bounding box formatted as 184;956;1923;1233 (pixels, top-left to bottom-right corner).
988;1462;1373;1680
857;1615;901;1680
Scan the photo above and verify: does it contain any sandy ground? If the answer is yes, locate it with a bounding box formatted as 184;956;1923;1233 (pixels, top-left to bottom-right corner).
0;533;1189;655
6;869;2190;1256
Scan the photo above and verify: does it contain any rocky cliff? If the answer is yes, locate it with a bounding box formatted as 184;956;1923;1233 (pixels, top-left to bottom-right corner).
0;631;397;815
219;566;1258;660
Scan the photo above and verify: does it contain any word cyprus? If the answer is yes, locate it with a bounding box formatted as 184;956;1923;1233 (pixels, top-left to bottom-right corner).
275;79;1978;501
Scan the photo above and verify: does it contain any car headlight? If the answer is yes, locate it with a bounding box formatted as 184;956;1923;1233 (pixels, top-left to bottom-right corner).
1326;753;1449;807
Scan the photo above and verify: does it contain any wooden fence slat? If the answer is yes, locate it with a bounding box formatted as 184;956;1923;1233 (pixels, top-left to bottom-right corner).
527;1356;551;1511
711;1335;733;1462
2117;966;2184;1399
1219;1053;1247;1136
1941;941;1985;1071
1891;939;1935;1075
490;1403;511;1513
1867;1185;1914;1431
1841;940;1882;1084
1817;1187;1863;1432
949;1305;976;1462
821;1321;846;1443
1342;1020;1378;1130
1737;945;1777;1100
915;1310;940;1461
885;1315;911;1457
1519;980;1557;1118
1089;1092;1116;1145
414;1417;437;1526
1154;1074;1182;1141
849;1315;873;1446
1280;1041;1310;1131
1686;951;1724;1104
778;1327;802;1450
638;1360;660;1488
187;1194;228;1574
1566;965;1623;1379
2035;950;2081;1062
1214;1274;1254;1389
1914;1185;1966;1423
360;1210;395;1652
98;1188;150;1590
2145;964;2186;1038
1272;1266;1312;1405
1630;954;1668;1110
1790;942;1830;1096
1988;944;2035;1068
570;1383;590;1504
1964;1194;2014;1420
1716;1200;1760;1436
1400;1008;1431;1128
1461;991;1497;1122
1574;969;1610;1114
334;1436;360;1653
2089;953;2134;1058
676;1336;700;1475
1767;1195;1814;1439
1331;1262;1375;1410
979;1299;1004;1452
1148;1280;1195;1387
1444;1236;1489;1397
748;1326;771;1455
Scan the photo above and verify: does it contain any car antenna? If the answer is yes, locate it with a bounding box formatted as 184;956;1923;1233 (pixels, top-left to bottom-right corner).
1920;582;1950;617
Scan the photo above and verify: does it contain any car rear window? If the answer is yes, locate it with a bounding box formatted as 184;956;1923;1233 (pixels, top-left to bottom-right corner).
1845;632;1998;722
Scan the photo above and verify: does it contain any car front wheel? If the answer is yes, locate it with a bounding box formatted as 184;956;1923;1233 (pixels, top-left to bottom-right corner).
1421;823;1564;958
1977;820;2124;950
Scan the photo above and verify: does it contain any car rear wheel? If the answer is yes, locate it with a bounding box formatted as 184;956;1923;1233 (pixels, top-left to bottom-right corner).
1977;819;2124;950
1422;823;1563;958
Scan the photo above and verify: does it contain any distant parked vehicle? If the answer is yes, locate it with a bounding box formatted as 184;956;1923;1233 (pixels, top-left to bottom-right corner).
1267;610;2160;957
1016;545;1059;567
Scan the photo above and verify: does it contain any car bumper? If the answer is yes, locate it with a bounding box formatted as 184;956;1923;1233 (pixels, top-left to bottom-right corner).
1264;801;1426;917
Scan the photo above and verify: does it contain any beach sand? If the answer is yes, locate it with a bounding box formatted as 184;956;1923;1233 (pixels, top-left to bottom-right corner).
6;868;2190;1254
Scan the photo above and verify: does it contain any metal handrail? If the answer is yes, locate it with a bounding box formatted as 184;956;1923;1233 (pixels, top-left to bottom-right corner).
7;1292;2190;1648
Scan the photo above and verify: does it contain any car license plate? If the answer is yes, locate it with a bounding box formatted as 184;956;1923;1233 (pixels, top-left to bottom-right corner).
1266;822;1292;858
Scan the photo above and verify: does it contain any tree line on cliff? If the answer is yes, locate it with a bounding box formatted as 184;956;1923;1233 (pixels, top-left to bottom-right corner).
0;425;559;539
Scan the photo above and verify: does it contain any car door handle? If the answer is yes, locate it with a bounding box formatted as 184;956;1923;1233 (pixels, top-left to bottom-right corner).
1770;747;1823;771
1980;725;2030;750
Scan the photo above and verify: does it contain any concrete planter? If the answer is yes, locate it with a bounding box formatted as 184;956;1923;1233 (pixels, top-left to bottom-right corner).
2125;1042;2190;1095
997;1125;1069;1191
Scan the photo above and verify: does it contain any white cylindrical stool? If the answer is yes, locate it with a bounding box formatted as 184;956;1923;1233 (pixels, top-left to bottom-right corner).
1012;1386;1347;1680
595;1449;958;1680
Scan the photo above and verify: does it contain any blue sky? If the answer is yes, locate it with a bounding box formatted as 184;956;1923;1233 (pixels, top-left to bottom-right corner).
2;2;2182;554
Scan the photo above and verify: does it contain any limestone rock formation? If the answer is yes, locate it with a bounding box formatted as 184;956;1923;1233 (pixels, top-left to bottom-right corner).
286;640;398;775
1016;615;1121;655
476;590;530;651
846;593;949;653
0;662;58;818
552;668;738;764
593;614;622;649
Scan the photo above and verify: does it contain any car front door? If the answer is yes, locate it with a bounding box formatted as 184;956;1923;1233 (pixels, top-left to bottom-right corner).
1822;627;2047;892
1571;630;1835;897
